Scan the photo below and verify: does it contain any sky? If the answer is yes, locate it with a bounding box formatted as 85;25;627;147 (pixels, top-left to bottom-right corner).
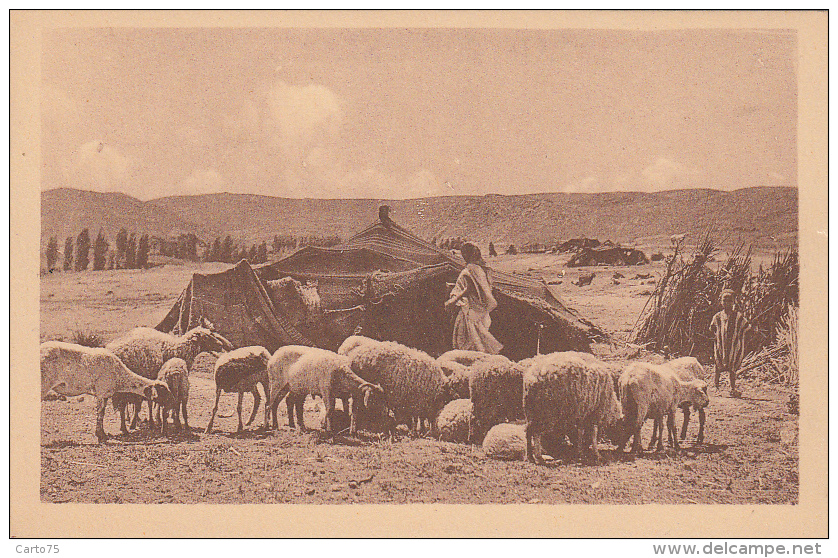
41;27;797;201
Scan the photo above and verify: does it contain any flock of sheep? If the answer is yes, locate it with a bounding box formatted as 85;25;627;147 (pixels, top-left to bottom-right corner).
41;324;710;464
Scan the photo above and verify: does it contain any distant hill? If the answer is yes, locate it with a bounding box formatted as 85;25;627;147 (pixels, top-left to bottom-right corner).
41;186;797;250
40;188;220;248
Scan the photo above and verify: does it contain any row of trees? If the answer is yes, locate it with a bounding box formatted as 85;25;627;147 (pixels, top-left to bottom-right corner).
44;229;150;272
203;236;270;264
271;234;341;252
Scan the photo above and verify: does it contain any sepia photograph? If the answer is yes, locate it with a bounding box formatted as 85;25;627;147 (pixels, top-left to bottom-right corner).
11;10;827;538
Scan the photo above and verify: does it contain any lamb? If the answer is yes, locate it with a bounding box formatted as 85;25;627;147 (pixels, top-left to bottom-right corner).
155;357;190;436
468;355;525;443
345;340;446;438
107;325;232;430
523;351;623;463
40;341;170;443
265;345;317;430
284;349;384;433
648;357;710;447
205;346;271;434
617;361;710;455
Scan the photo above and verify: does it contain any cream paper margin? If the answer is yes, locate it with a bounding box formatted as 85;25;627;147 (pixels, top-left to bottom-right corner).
10;10;827;538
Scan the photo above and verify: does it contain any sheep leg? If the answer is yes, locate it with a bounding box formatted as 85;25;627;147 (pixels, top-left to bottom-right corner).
129;402;139;430
205;387;222;434
286;395;296;429
95;397;108;444
324;396;336;433
181;399;189;432
680;405;691;440
236;391;245;433
118;402;129;435
589;424;600;461
649;417;660;449
295;398;305;431
147;398;156;431
630;422;643;455
696;407;705;444
349;397;359;435
245;388;260;426
667;412;679;452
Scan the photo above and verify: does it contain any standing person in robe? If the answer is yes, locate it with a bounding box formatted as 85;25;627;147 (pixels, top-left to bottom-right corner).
444;242;503;354
710;289;752;398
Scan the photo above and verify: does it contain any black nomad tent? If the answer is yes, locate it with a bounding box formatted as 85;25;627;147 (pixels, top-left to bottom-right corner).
157;213;606;360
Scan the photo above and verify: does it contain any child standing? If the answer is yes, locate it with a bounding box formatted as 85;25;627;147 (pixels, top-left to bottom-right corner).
710;289;752;397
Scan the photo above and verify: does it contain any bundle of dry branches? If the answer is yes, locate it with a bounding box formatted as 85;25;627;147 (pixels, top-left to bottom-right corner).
631;231;798;369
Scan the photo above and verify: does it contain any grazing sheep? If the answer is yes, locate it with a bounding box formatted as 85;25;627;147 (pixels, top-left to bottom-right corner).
437;349;494;368
436;399;474;443
284;349;383;433
265;345;317;430
205;346;271;434
155;357;190;436
483;423;527;461
40;341;170;443
336;335;381;357
618;361;710;454
523;351;623;463
107;325;232;430
438;359;472;403
469;355;525;443
649;357;710;447
346;340;446;438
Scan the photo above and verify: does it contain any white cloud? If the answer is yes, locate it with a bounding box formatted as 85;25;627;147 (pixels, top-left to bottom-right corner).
62;140;134;193
640;158;701;191
180;168;226;195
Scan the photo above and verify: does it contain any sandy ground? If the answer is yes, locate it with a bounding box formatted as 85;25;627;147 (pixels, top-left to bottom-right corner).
39;255;798;504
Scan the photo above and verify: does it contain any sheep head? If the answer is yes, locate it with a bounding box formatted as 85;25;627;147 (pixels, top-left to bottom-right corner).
144;382;171;406
359;382;384;408
187;327;233;353
684;379;710;409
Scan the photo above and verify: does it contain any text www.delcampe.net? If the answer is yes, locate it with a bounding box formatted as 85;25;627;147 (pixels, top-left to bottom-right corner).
652;543;823;556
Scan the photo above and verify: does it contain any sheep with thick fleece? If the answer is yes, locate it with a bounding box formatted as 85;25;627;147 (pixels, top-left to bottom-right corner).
265;345;317;430
107;325;232;430
468;355;524;443
618;361;710;454
437;349;495;368
40;341;170;443
436;399;474;443
648;357;710;447
205;346;271;434
155;357;190;436
337;335;381;357
523;351;623;463
346;340;446;437
438;359;472;403
285;349;383;433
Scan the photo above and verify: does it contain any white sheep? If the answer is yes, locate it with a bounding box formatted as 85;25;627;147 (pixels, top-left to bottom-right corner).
155;357;190;436
437;349;495;368
618;361;710;454
205;346;271;434
345;340;446;438
648;357;710;447
284;349;384;433
265;345;318;430
107;325;232;430
438;359;472;403
523;351;623;463
468;355;525;443
41;341;170;443
336;335;381;357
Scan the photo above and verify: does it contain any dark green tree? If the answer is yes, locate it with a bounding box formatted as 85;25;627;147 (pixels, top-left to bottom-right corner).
75;228;90;271
115;228;128;268
221;235;234;263
93;229;109;271
126;234;137;269
63;236;74;271
45;236;59;271
256;241;268;264
137;234;150;268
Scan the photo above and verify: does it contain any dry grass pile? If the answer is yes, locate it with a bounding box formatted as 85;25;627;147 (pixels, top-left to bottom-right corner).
631;231;798;366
